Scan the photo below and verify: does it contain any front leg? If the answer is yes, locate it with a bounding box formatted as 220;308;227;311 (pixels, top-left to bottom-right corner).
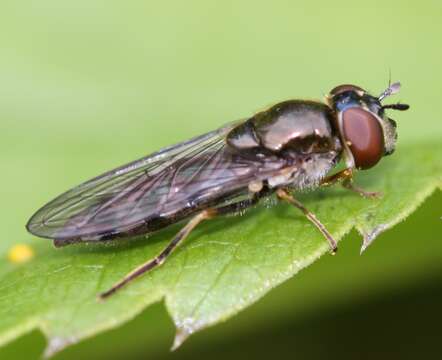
321;168;382;198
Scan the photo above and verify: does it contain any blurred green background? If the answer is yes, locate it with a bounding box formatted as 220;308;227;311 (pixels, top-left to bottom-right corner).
0;0;441;359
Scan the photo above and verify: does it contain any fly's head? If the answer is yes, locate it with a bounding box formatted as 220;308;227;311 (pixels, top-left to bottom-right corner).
326;83;409;170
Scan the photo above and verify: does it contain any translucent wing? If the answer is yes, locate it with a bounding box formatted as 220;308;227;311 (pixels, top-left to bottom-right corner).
27;123;284;241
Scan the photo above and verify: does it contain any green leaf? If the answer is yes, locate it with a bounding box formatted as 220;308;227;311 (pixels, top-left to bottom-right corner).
0;140;440;357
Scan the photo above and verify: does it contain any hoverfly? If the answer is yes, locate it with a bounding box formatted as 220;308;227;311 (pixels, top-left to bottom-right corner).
26;82;409;299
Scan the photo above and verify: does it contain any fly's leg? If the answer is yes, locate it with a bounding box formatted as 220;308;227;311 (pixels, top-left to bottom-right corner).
343;180;382;199
320;168;382;198
99;209;217;300
99;192;265;300
276;188;338;254
320;168;353;187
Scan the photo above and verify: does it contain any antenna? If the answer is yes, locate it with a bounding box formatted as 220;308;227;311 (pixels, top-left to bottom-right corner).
379;82;401;101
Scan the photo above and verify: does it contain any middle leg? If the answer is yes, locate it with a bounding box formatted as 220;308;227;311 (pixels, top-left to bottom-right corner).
276;188;338;254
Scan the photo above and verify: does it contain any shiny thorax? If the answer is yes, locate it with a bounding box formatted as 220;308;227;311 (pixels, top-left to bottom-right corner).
226;100;343;189
227;100;340;155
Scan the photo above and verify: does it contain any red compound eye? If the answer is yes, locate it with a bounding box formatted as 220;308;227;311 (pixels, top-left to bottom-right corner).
342;107;384;169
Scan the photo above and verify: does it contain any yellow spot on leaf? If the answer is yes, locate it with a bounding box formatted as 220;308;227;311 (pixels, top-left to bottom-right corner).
7;244;34;264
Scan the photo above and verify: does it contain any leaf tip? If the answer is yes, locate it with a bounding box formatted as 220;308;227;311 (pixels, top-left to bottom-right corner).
360;223;389;253
171;326;192;351
43;336;77;358
170;315;201;351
